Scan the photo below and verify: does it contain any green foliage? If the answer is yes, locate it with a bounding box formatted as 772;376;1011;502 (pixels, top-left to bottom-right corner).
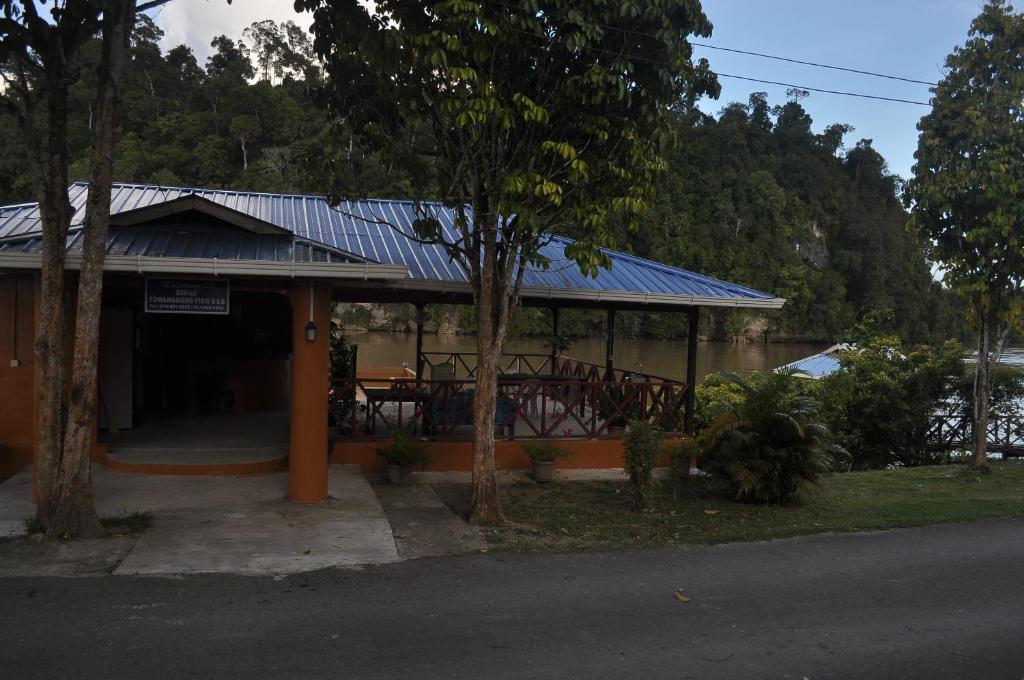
546;332;574;356
487;464;1024;552
328;322;358;430
616;95;964;344
695;372;767;435
623;421;664;511
906;0;1024;336
819;338;965;469
100;510;154;534
375;427;432;467
0;15;965;346
950;364;1024;420
522;442;572;464
300;0;719;283
905;1;1024;464
699;371;842;505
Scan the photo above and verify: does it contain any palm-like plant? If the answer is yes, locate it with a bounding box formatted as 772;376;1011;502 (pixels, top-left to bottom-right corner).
696;370;845;505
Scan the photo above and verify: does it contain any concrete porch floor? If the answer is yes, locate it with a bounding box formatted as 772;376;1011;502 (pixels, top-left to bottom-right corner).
0;467;400;576
104;411;289;468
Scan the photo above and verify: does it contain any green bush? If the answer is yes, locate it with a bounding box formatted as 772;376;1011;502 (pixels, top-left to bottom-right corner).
376;428;432;467
694;371;821;434
522;442;572;464
329;322;358;430
700;370;843;505
950;363;1024;420
623;421;664;511
819;337;964;469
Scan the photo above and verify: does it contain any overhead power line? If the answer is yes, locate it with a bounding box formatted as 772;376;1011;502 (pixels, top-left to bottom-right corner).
692;43;939;87
501;24;937;107
479;0;940;87
715;73;933;106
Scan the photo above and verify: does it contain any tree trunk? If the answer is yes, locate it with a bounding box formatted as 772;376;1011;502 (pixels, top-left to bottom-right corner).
972;317;991;468
468;212;505;525
34;68;75;531
240;136;248;171
44;0;135;538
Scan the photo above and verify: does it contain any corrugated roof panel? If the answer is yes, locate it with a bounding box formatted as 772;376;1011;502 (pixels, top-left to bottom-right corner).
0;183;780;304
0;227;360;264
776;345;845;379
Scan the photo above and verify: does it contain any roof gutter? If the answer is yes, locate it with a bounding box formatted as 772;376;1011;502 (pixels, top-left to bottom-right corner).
0;252;409;281
388;279;787;310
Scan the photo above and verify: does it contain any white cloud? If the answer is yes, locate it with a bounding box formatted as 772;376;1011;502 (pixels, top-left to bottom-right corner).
148;0;309;64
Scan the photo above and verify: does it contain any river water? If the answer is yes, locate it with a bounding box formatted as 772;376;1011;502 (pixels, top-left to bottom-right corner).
346;330;827;383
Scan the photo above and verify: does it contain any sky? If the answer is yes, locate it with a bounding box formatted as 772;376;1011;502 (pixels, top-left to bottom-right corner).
150;0;986;179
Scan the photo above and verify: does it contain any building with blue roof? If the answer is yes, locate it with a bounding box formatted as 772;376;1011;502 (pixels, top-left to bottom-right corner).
776;345;847;380
0;183;786;501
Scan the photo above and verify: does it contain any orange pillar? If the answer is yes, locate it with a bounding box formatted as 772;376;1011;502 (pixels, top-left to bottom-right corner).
288;281;331;503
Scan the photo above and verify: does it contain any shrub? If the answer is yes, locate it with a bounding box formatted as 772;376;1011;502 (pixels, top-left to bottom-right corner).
329;322;358;431
700;370;843;505
376;428;432;467
100;510;154;534
623;421;663;511
950;363;1024;420
695;371;819;435
522;442;572;464
819;337;964;469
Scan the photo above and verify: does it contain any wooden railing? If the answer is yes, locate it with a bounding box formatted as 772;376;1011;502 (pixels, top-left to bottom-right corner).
554;354;678;384
926;413;1024;457
419;351;555;380
332;375;689;441
419;351;677;384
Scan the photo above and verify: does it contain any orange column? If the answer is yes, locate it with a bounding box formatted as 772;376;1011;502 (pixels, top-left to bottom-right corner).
288;281;331;503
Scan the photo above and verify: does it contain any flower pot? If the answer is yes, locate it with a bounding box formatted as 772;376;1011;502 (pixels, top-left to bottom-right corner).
532;460;556;483
388;463;413;485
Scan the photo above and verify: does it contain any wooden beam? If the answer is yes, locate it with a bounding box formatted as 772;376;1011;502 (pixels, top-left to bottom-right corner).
685;307;699;435
414;303;425;386
605;308;616;381
328;284;721;313
549;307;560;373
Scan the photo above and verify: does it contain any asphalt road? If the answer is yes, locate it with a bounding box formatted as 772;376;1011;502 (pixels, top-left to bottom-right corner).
2;518;1023;680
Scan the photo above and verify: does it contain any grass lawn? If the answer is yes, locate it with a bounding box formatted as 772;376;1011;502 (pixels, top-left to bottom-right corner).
455;462;1024;552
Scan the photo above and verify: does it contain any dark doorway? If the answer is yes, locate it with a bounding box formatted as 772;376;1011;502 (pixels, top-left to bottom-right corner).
137;290;292;421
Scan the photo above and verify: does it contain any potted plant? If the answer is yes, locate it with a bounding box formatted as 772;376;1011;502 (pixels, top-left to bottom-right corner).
376;428;432;484
328;321;358;442
522;442;571;483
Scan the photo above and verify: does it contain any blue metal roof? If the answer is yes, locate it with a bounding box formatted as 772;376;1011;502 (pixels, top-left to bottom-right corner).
0;183;784;306
776;345;845;379
0;225;363;264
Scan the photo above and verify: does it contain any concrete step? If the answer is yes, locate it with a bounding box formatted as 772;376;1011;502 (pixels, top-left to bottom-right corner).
104;447;288;475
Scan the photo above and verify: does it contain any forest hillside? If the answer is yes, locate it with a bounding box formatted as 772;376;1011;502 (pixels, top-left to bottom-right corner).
0;18;964;343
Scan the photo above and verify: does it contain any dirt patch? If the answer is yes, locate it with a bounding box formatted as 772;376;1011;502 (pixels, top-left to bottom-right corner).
0;534;140;577
374;483;487;559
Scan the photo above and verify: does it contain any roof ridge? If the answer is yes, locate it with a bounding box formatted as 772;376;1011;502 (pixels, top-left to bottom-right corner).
80;181;330;202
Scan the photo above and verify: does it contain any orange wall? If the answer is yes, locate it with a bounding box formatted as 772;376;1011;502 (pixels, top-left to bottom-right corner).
332;437;677;473
0;274;37;478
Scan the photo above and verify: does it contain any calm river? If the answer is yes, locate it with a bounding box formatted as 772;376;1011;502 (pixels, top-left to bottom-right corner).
346;331;827;383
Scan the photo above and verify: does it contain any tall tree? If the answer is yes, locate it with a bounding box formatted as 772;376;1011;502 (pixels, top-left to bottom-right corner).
906;0;1024;468
300;0;718;522
0;0;170;537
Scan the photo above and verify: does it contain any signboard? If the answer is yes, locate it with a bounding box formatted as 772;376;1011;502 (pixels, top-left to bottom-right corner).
145;278;230;315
